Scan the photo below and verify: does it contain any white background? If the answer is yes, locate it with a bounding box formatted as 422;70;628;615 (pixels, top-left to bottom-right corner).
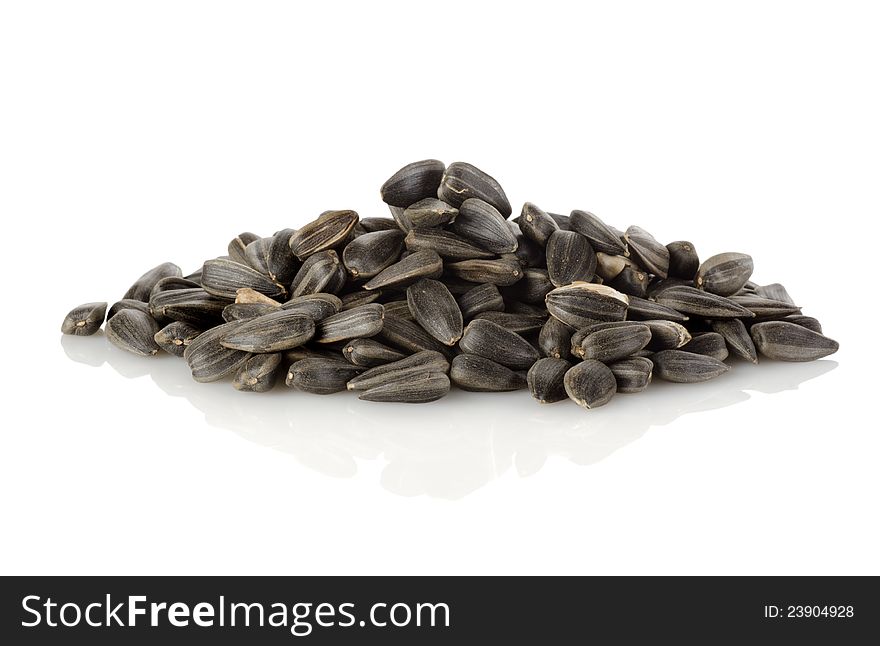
1;1;878;575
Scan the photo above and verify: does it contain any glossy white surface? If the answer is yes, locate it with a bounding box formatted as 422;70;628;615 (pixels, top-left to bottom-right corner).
1;1;878;575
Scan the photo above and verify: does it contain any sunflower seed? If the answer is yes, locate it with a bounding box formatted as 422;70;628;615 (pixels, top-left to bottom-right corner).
729;295;801;319
233;353;283;392
148;288;228;327
61;302;107;336
624;226;669;279
666;241;699;280
755;283;795;305
346;350;448;390
380;159;446;208
108;299;153;320
342;229;406;279
340;289;382;311
314;303;384;343
381;300;415;320
286;358;364;394
235;287;282;306
219;310;315;353
359;372;451;403
450;198;518;254
680;332;729;361
569;210;627;255
545;283;629;327
782;314;823;334
538;316;572;359
750;321;839;362
149;276;201;300
608;357;654;393
564;359;617;410
518;202;559;247
364;249;443;290
228;232;260;266
289;250;343;298
281;292;342;317
459;319;540;369
696;252;754;296
655;285;753;319
606;265;649;298
289;210;359;260
405;279;463;345
455;283;504;320
222;302;280;322
244;237;273;274
154;321;202;357
378;316;452;357
202;258;286;300
651;350;730;383
646;277;693;298
123;262;182;302
643;320;692;350
578;322;651;363
404;227;494;261
358;217;399;233
445;257;523;286
342;338;406;367
546;230;597;287
437;162;512;217
710;319;758;363
450;354;526;392
548;212;571;230
266;228;299;283
105;309;161;356
473;311;546;334
388;205;412;232
184;320;251;382
508;268;554;305
403;198;458;228
625;296;689;323
595;253;632;280
527;357;572;403
510;222;546;269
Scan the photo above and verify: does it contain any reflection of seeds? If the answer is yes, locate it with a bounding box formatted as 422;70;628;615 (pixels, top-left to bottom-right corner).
652;350;729;383
233;353;283;392
450;354;526;392
564;359;617;410
61;302;107;336
105;309;161;356
527;358;572;403
750;321;839;362
608;357;653;393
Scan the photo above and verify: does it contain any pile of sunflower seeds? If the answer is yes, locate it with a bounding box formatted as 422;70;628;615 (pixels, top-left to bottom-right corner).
61;159;839;408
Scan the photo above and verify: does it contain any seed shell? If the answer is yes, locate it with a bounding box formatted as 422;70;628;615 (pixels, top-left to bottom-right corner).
202;258;286;300
289;210;359;260
545;283;629;327
105;309;161;356
518;202;559;247
546;230;597;287
445;257;523;287
342;338;406;367
651;350;730;383
655;286;753;319
666;241;699;280
437;161;512;218
342;229;406;279
608;356;654;393
710;319;758;363
380;159;446;208
364;250;443;291
538;316;572;359
184;320;252;382
459;319;540;370
579;322;652;363
680;332;729;361
314;303;385;343
564;360;617;410
358;372;451;403
123;262;182;302
750;321;839;362
403;198;458;228
154;321;202;357
286;358;365;394
233;353;283;392
696;252;754;296
450;354;526;392
61;302;107;336
220;310;316;353
406;279;463;345
527;357;572;403
457;283;505;319
569;210;627;255
347;350;449;391
289;250;344;298
624;226;669;279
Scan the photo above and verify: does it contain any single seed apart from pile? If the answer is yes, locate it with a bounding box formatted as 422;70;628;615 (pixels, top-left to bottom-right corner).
61;302;107;336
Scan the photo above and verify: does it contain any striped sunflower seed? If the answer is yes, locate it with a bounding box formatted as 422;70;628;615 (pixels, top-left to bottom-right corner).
61;302;107;336
358;372;450;403
364;249;443;291
437;162;512;218
228;232;260;266
473;311;546;334
222;302;280;322
711;319;758;364
625;295;689;323
750;321;839;362
378;316;453;357
148;288;227;327
606;265;649;298
340;290;382;311
569;210;627;255
342;229;406;279
666;241;700;280
509;268;554;305
289;251;344;298
538;316;572;360
578;322;652;363
457;283;505;319
233;353;283;392
729;295;801;319
342;338;406;367
459;319;540;369
624;226;669;279
782;314;823;334
357;217;399;234
696;252;754;296
545;283;629;327
219;310;315;353
286;358;364;394
202;258;286;300
450;198;518;254
235;287;282;306
154;321;202;357
314;303;385;343
381;300;415;321
608;357;654;393
680;332;729;361
546;230;597;287
527;357;572;403
564;359;617;410
518;202;559;247
755;283;795;305
406;279;463;345
149;276;201;300
445;257;523;286
108;299;153;320
347;350;449;391
643;320;691;351
403;198;458;228
380;159;446;208
651;350;730;383
655;285;753;319
404;228;495;261
123;262;182;302
105;309;161;356
266;228;299;284
184;320;252;383
450;354;526;392
244;236;273;274
289;210;359;260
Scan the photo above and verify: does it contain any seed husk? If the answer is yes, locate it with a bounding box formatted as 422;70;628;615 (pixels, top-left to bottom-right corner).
148;288;228;327
289;210;359;260
655;285;754;319
286;358;364;394
625;296;689;323
782;314;823;334
473;311;546;334
235;287;282;307
244;236;273;274
450;354;526;392
450;198;518;254
624;226;669;279
403;198;458;228
219;310;315;353
377;316;453;357
569;210;627;255
108;299;153;320
651;349;730;383
266;228;299;284
222;302;280;322
538;316;572;359
340;289;382;311
755;283;795;305
445;257;522;286
183;320;252;382
711;319;758;363
404;227;495;261
579;322;652;363
437;161;512;218
459;319;540;369
527;357;572;403
545;283;629;327
666;241;699;280
606;265;649;298
123;262;182;302
342;338;406;367
154;321;202;357
380;159;446;208
228;232;260;266
643;319;691;351
608;357;654;393
406;279;463;345
358;371;451;403
288;250;343;298
729;295;801;319
564;359;617;410
202;258;286;300
750;321;839;362
105;309;161;357
364;249;443;291
456;283;505;320
680;332;729;361
518;202;559;247
61;302;107;336
509;268;554;305
510;222;546;269
347;350;449;391
314;303;385;343
358;217;399;234
149;276;201;300
546;230;597;287
696;252;754;296
281;292;342;318
595;252;631;280
381;299;415;321
342;229;406;279
233;353;283;392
